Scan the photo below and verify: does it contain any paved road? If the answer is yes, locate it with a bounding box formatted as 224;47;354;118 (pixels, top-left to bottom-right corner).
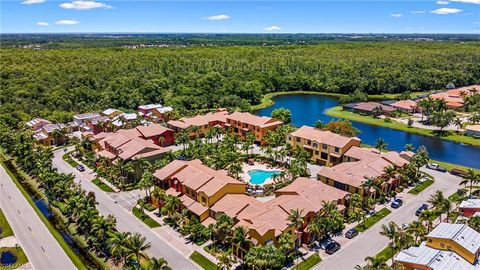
0;165;76;270
315;168;463;270
52;149;198;270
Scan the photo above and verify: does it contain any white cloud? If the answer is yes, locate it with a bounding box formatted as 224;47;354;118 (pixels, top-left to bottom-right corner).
390;13;402;17
21;0;45;5
264;25;282;31
450;0;480;4
436;1;450;4
55;20;80;25
411;10;426;14
202;14;230;21
59;1;112;10
431;7;462;14
36;21;49;26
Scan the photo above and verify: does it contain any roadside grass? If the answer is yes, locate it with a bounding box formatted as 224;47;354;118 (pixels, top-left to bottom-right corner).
0;246;29;268
408;179;434;195
355;208;392;233
91;178;114;192
62;152;79;168
0;209;14;238
189;251;216;270
295;253;322;270
0;160;87;270
429;159;480;174
132;207;161;228
326;106;480;146
448;189;467;202
375;245;399;263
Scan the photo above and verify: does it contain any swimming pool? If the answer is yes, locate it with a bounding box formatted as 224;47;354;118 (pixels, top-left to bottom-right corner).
248;170;279;185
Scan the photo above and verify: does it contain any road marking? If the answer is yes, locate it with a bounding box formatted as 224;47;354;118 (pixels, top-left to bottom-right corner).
28;226;32;232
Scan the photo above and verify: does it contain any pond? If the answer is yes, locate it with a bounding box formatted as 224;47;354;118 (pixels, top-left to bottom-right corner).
255;94;480;169
34;199;54;219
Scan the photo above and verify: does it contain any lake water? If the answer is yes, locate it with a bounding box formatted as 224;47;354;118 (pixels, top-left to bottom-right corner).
255;94;480;169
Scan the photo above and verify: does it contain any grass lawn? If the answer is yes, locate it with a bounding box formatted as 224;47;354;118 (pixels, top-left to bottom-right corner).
0;209;14;238
448;189;467;202
0;160;87;270
326;106;480;146
132;207;161;228
189;251;217;270
295;253;322;270
355;208;392;233
430;159;480;174
0;247;29;268
62;152;79;168
408;179;434;195
375;245;398;263
91;178;114;192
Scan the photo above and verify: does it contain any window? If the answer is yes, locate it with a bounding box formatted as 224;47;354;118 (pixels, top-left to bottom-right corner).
428;239;432;243
307;140;311;145
288;136;292;141
313;143;318;148
440;243;445;248
201;197;207;205
321;152;328;160
334;147;340;153
315;150;319;155
322;144;328;150
296;137;301;142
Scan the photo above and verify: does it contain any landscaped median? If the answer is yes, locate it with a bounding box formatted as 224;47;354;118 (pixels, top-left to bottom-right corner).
0;159;87;270
62;151;79;167
0;209;14;238
189;251;217;270
295;253;322;270
91;178;115;192
375;245;398;263
326;106;480;146
132;207;161;228
354;208;392;233
408;179;434;195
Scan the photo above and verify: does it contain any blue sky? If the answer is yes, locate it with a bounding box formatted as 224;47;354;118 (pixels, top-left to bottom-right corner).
1;0;479;33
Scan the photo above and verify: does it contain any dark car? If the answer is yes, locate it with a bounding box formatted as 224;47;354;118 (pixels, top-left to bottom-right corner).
325;241;341;254
436;166;447;173
415;204;428;216
391;198;403;209
76;165;85;172
345;229;358;239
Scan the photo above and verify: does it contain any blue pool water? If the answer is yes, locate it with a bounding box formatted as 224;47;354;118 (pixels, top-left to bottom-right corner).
0;251;17;266
249;170;279;185
255;94;480;169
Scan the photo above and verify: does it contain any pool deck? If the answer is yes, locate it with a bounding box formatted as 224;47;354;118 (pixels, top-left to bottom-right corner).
241;162;283;186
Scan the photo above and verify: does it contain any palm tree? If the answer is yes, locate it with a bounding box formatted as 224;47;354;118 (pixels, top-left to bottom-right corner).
375;138;387;151
138;170;155;198
428;190;446;221
227;226;251;259
125;233;151;268
217;252;234;270
468;216;480;232
288;208;304;264
420;210;437;233
454;118;462;133
162;195;180;218
147;257;171;270
459;169;479;197
362;256;389;269
372;106;383;118
407;221;426;245
379;221;398;265
314;120;325;129
418;97;434;122
108;231;131;265
176;129;190;153
404;143;415;152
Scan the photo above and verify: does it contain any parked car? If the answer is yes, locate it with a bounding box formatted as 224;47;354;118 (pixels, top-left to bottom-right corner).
415;204;428;216
76;165;85;172
345;229;358;239
325;240;341;254
391;198;403;209
451;168;468;177
427;163;447;173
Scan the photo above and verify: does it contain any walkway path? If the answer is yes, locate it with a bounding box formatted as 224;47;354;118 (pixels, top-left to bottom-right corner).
314;168;462;270
52;148;199;270
1;165;76;270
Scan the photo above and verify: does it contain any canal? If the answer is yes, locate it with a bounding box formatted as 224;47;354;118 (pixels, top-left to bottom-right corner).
255;94;480;169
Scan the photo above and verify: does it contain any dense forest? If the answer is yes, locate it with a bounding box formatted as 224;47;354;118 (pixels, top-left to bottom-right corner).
1;40;479;125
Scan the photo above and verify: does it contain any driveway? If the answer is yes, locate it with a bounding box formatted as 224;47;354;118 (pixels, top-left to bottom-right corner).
1;165;76;270
314;167;463;270
52;148;198;270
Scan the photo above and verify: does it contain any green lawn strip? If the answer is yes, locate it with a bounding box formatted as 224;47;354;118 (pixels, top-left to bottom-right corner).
295;253;322;270
375;245;398;263
408;179;434;195
0;161;87;270
326;106;480;146
430;159;480;174
132;207;161;228
0;209;14;238
91;178;114;192
62;151;79;167
355;208;392;233
189;251;217;270
0;246;29;268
